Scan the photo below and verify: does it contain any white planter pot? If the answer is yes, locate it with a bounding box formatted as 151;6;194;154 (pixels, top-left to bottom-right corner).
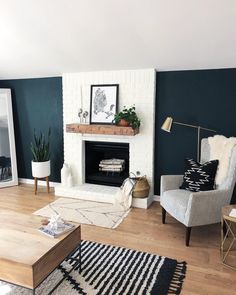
32;160;51;178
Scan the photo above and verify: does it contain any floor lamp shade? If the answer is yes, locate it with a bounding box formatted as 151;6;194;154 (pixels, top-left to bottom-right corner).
161;116;216;162
161;117;173;132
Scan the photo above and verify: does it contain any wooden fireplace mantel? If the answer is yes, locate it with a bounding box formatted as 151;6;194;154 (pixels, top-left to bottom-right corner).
66;124;139;136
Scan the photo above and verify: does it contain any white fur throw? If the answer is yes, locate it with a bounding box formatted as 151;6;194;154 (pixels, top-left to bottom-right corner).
208;135;236;185
114;178;136;210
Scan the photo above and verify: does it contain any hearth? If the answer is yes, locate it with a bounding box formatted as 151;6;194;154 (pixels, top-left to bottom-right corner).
85;141;129;187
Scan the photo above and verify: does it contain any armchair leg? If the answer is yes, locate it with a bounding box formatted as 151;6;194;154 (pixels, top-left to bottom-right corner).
186;227;192;247
162;207;166;224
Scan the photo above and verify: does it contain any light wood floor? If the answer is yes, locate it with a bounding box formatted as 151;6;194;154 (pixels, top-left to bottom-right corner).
0;184;235;294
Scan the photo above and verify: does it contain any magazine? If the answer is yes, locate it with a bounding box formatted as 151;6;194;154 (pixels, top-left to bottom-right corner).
229;208;236;218
38;222;75;238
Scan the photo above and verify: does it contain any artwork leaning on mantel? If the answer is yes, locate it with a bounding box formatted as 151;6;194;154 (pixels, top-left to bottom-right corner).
89;84;119;125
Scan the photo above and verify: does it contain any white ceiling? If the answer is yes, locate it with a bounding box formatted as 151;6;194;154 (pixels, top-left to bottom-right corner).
1;0;236;79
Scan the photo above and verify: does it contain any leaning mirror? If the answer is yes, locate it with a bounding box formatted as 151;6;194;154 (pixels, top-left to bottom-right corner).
0;89;18;187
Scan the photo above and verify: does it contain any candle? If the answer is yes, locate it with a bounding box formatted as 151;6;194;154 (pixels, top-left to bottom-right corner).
80;85;83;110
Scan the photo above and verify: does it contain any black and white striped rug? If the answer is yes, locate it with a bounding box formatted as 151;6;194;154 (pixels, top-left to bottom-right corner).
2;240;186;295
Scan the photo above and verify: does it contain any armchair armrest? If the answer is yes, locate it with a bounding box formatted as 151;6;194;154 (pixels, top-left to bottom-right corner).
160;175;183;196
185;189;231;226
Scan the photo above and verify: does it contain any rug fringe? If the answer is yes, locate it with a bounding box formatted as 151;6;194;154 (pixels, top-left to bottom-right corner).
168;261;187;294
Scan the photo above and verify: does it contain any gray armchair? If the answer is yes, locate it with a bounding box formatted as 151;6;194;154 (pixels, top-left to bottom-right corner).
160;138;236;246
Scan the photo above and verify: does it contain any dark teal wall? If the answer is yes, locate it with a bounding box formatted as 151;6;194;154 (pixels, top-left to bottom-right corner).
155;68;236;203
0;77;63;182
1;69;236;201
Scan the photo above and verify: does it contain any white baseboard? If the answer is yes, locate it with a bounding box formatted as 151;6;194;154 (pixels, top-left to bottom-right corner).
153;195;160;202
19;178;60;188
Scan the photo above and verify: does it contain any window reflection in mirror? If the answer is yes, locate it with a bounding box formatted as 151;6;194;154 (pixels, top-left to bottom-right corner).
0;89;18;187
0;97;12;182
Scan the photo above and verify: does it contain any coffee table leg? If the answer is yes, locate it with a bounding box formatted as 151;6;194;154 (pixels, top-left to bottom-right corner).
30;244;82;295
47;246;82;294
79;243;82;273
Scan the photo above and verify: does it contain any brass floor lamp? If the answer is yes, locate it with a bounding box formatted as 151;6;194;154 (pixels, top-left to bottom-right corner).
161;117;216;162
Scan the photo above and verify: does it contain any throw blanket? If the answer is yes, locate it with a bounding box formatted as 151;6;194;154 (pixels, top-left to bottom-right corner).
208;135;236;185
114;178;136;210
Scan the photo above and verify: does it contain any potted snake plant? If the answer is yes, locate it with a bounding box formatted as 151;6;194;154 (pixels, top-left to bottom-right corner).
31;128;51;178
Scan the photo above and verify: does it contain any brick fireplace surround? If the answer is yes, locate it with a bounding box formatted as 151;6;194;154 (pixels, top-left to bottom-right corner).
55;69;156;208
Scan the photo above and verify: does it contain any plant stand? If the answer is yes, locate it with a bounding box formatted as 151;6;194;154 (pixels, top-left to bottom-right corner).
34;176;50;195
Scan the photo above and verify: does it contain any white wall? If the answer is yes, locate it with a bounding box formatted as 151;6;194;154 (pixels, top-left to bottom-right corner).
62;69;156;196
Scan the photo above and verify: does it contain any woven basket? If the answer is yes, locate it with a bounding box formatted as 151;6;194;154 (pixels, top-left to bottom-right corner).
131;175;150;198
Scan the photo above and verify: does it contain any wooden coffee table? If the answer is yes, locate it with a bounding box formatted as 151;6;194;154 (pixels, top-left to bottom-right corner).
0;210;81;294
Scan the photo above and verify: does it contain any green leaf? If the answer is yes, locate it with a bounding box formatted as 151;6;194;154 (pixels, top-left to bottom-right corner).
30;128;51;162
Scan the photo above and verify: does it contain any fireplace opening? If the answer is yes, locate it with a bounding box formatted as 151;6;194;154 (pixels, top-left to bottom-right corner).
85;141;129;187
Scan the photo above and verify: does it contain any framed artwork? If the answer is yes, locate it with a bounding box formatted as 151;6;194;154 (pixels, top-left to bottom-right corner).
90;84;119;124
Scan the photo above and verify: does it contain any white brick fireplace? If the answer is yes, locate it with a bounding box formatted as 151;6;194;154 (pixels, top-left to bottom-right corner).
55;69;156;208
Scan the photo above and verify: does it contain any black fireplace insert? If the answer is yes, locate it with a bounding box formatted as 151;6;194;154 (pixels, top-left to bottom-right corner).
85;141;129;187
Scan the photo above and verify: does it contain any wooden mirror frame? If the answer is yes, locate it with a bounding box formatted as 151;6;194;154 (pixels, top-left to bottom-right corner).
0;89;18;187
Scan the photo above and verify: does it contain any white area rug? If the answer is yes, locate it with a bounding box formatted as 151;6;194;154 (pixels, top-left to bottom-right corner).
33;198;130;229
